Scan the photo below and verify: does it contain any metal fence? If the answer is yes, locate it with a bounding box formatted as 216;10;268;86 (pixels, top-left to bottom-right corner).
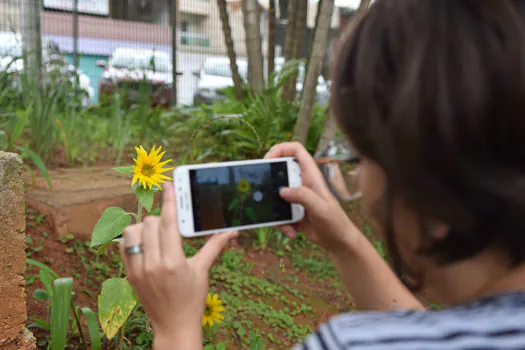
0;0;352;106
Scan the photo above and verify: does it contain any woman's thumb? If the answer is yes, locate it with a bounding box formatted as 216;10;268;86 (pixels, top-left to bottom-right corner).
192;231;239;271
279;186;318;212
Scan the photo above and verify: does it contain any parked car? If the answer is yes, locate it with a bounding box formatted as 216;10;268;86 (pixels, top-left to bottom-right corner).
0;32;95;106
274;57;330;106
193;56;248;105
97;48;175;107
192;56;329;106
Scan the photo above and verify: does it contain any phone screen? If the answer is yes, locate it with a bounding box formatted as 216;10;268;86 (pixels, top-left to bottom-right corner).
189;161;292;232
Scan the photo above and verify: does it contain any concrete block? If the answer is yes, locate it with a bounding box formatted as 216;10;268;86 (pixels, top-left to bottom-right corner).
0;152;34;348
26;167;150;240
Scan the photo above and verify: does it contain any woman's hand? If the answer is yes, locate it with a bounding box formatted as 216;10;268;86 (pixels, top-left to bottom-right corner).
265;142;358;253
119;182;238;346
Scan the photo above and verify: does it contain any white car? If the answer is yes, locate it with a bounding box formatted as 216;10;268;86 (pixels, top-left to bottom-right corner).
192;56;329;106
97;48;174;107
193;56;248;105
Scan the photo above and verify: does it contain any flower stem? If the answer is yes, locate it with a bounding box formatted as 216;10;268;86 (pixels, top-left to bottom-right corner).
137;202;143;223
127;212;140;223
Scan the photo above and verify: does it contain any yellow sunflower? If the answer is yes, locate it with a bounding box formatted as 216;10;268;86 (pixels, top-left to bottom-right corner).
202;293;225;327
131;145;175;190
237;179;251;193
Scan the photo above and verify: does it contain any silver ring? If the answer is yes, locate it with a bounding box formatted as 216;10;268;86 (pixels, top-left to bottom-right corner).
124;244;143;256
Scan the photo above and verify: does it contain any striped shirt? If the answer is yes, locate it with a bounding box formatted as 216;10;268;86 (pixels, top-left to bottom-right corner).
293;292;525;350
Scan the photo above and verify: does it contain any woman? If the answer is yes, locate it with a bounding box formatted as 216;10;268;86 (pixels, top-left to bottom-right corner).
119;0;525;348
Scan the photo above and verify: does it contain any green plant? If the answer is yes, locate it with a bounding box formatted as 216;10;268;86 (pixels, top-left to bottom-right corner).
26;259;101;350
0;104;51;188
249;330;266;350
179;59;327;163
87;145;174;347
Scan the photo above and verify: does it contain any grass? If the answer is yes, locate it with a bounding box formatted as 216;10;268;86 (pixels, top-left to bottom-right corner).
25;206;354;349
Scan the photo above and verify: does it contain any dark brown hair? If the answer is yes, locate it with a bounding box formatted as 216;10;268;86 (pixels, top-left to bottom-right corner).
332;0;525;276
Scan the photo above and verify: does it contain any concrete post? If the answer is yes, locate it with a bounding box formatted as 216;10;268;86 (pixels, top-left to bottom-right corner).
20;0;43;86
0;152;35;349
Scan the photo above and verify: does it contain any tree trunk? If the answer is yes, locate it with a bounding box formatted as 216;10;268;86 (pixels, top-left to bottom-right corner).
242;0;265;94
293;0;335;144
304;0;323;80
20;0;43;85
284;0;307;100
267;0;276;77
316;108;337;153
315;0;371;151
281;0;296;100
357;0;372;15
282;0;297;63
218;0;244;100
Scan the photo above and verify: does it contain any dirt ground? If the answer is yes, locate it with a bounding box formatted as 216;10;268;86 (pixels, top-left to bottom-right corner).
24;182;440;349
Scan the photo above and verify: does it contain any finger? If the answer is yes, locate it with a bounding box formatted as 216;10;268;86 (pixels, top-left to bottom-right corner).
265;142;328;192
280;186;322;213
264;142;316;170
141;216;161;273
190;231;239;271
276;224;297;239
160;182;185;261
121;224;144;282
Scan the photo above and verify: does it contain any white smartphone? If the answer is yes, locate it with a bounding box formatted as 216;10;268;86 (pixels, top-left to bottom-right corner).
173;157;305;238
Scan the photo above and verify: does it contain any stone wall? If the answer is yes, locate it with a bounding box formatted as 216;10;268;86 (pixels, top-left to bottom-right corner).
0;152;34;349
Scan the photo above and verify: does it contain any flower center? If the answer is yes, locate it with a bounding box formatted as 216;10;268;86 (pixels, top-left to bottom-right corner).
142;163;155;177
204;305;212;317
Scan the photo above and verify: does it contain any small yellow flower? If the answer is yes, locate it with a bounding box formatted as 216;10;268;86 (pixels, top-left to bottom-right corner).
237;179;250;193
131;145;175;190
202;293;225;327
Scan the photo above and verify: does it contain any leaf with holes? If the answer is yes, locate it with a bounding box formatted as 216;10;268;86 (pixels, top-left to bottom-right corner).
98;278;137;339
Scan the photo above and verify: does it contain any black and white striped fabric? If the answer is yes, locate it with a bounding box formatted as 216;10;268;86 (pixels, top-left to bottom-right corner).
293;292;525;350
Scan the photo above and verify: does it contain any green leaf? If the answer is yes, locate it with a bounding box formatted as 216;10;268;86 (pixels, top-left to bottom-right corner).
373;240;386;258
9;107;29;148
94;239;120;255
228;198;239;211
80;307;102;350
203;346;214;350
216;343;227;350
245;207;257;222
50;278;73;350
0;130;6;150
26;259;59;279
39;270;54;296
135;186;154;212
112;166;133;175
91;207;132;248
98;278;137;340
33;289;50;301
28;318;50;330
16;146;52;189
149;207;161;216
